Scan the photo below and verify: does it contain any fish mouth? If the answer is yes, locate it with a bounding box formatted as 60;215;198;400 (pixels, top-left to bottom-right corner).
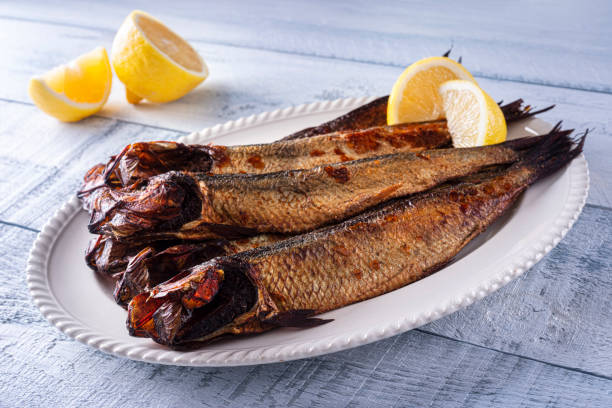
114;241;229;307
126;258;257;347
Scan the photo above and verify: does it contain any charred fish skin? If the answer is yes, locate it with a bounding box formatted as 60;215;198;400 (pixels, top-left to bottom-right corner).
87;173;203;239
85;235;205;278
127;258;258;346
114;233;285;307
88;137;547;241
77;121;451;211
106;141;213;188
282;96;389;141
205;121;450;175
77;97;549;212
77;142;213;211
114;241;228;308
126;128;584;347
85;235;134;279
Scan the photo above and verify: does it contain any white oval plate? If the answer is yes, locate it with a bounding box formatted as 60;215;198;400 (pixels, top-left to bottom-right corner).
27;97;589;366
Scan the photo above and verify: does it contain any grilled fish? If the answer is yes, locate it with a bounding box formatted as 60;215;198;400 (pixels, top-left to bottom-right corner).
114;234;284;307
88;137;547;241
78;98;549;211
126;128;583;347
78;122;451;211
282;96;389;140
85;235;202;279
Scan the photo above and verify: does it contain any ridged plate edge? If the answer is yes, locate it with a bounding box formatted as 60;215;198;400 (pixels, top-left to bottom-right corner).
26;96;589;366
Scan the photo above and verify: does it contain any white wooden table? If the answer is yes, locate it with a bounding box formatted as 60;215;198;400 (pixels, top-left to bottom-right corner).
1;1;610;406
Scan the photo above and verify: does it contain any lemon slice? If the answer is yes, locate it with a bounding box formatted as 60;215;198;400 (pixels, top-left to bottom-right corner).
111;10;209;104
439;80;507;147
28;47;112;122
387;56;477;125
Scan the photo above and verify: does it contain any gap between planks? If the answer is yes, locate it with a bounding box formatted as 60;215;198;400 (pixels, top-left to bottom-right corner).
0;96;188;134
0;14;611;97
0;220;39;233
415;328;612;382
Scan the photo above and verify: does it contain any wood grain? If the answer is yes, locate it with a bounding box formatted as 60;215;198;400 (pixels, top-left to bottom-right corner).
0;19;608;209
1;224;610;408
0;101;182;229
1;0;611;92
425;204;612;377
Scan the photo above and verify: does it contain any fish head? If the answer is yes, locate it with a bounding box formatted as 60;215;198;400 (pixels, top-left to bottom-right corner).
126;257;266;347
104;141;213;187
87;171;203;238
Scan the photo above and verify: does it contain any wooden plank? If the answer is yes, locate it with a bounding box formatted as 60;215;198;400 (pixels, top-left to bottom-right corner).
1;16;612;137
1;225;610;408
0;101;183;229
425;204;612;378
1;0;611;92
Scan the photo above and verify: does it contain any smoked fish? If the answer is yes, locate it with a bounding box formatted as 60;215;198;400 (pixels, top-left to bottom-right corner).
78;121;451;210
78;98;549;211
114;234;284;307
126;128;583;348
88;137;546;241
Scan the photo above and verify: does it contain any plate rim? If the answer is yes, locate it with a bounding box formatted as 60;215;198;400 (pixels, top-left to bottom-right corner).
26;96;590;366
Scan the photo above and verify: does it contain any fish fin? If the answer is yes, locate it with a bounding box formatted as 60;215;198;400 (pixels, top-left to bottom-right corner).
263;309;333;328
499;123;565;153
518;125;586;183
499;98;555;123
102;144;129;186
443;47;452;57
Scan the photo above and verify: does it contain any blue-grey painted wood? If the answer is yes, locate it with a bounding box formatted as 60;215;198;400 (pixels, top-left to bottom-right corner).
1;0;611;92
0;19;609;207
2;10;612;131
424;204;612;377
0;224;610;408
0;102;183;229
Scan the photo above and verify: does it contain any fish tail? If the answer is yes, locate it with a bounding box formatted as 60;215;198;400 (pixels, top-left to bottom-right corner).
499;98;555;123
517;123;586;183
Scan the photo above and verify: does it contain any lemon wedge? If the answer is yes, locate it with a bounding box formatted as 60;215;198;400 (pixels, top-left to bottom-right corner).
387;56;477;125
439;79;507;147
28;47;112;122
111;10;209;104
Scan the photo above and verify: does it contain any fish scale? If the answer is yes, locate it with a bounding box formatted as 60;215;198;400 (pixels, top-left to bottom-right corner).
211;122;451;174
78;120;451;212
125;127;583;347
197;145;522;236
249;169;528;314
90;141;526;241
